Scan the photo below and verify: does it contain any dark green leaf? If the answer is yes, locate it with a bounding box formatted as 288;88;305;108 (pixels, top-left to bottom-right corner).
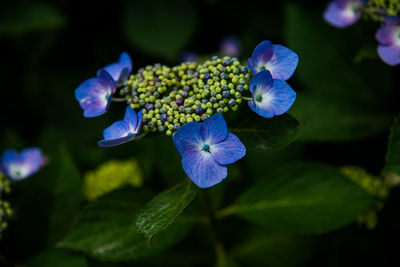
382;116;400;177
58;187;193;262
28;248;87;267
136;180;198;243
219;162;372;233
285;3;392;141
0;2;65;36
229;114;300;151
122;0;196;60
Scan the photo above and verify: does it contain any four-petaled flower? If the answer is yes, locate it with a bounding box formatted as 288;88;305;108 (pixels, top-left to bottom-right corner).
0;148;46;181
376;16;400;66
173;113;245;188
248;70;296;118
98;106;143;147
248;40;299;81
323;0;364;28
75;52;132;117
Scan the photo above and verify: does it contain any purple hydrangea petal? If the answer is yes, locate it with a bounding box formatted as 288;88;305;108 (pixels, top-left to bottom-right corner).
323;0;362;28
248;40;273;74
249;70;273;94
248;79;296;118
75;70;115;118
211;133;246;165
377;44;400;66
376;17;400;45
173;121;202;157
267;45;299;80
182;150;227;188
200;113;228;144
100;52;132;85
98;134;137;147
220;36;241;57
1;148;45;181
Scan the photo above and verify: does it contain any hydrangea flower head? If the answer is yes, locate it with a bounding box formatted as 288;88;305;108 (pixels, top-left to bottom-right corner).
98;106;143;147
97;52;132;85
248;70;296;118
0;148;46;181
220;36;241;57
248;40;299;80
376;16;400;66
75;70;116;118
173;113;245;188
323;0;364;28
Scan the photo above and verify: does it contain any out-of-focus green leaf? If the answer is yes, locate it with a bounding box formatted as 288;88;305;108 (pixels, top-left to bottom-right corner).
382;116;400;180
136;180;198;243
0;2;65;36
285;3;392;141
218;162;372;233
28;248;87;267
122;0;196;60
83;159;143;201
231;231;316;267
58;187;193;262
229;113;300;151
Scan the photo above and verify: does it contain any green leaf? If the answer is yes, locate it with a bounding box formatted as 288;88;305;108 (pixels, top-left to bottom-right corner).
229;113;300;151
5;147;82;256
382;116;400;177
122;0;196;61
284;3;392;141
218;162;372;233
136;180;198;243
0;2;65;36
58;187;193;262
28;248;87;267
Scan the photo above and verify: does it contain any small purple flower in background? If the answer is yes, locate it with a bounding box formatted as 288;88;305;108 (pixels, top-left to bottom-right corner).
248;40;299;81
75;52;132;117
247;70;296;119
98;106;143;147
173;113;245;188
376;16;400;66
181;51;199;63
75;70;116;118
98;52;132;85
0;148;46;181
323;0;364;28
220;36;241;57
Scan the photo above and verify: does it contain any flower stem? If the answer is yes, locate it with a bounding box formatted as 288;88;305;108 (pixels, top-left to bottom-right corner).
111;97;127;102
241;96;252;101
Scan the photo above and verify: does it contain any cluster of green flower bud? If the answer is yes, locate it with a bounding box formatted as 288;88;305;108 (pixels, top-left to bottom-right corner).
364;0;400;22
0;173;12;238
120;56;252;135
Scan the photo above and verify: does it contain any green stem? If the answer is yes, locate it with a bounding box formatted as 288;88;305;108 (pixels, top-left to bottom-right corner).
111;97;127;102
241;96;252;101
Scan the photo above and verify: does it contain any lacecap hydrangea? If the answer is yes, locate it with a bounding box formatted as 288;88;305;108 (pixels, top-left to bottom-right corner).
74;41;298;188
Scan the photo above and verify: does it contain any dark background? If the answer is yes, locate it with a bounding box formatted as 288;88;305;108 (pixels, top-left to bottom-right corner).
0;0;400;266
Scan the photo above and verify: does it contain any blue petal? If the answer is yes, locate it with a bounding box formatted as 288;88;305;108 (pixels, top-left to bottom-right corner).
75;73;115;118
19;148;43;177
323;1;361;28
200;113;228;144
97;69;117;93
100;52;132;84
249;70;273;94
376;17;400;45
103;121;131;140
211;133;246;165
98;134;137;147
268;45;299;80
248;79;296;118
173;122;202;157
248;40;273;74
124;106;138;130
378;44;400;66
182;150;227;188
0;149;18;176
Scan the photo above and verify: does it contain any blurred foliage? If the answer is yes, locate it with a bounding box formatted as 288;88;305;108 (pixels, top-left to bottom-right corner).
0;0;400;266
83;159;142;201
